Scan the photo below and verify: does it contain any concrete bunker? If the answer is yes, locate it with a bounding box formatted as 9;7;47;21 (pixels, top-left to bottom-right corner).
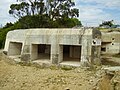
31;44;51;61
8;42;22;56
4;28;103;66
101;31;120;54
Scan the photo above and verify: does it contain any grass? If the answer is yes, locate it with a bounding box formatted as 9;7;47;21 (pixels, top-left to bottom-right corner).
18;61;32;66
49;65;59;70
17;61;44;69
97;28;120;32
101;57;120;66
60;66;75;71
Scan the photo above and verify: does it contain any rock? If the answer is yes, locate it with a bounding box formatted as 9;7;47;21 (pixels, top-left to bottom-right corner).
65;87;70;90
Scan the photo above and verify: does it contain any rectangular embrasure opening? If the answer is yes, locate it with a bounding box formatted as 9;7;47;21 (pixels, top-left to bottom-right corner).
59;45;81;66
8;42;22;56
62;45;81;62
32;44;51;61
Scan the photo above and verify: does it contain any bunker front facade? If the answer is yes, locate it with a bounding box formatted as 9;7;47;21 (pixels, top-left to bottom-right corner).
4;28;101;66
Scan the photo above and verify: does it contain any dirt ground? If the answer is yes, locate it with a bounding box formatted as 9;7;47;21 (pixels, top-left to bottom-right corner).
0;51;120;90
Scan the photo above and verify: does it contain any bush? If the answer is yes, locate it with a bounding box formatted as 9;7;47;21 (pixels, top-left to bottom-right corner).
0;15;82;49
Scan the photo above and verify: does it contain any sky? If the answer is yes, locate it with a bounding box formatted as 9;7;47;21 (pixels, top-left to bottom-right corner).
0;0;120;27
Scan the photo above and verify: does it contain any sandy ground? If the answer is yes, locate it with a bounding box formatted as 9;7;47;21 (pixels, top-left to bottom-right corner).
0;51;120;90
0;53;100;90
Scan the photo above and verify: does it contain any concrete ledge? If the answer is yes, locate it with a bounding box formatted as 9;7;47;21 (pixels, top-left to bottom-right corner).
103;66;120;72
60;61;80;67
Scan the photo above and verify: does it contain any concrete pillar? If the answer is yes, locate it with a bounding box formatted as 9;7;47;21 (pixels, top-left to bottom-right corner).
21;45;31;61
51;44;59;64
81;36;92;66
58;45;63;63
31;44;38;60
92;46;101;65
50;31;59;64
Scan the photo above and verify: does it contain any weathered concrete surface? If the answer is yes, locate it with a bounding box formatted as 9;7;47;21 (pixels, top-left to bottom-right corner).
103;66;120;72
101;31;120;54
4;28;101;66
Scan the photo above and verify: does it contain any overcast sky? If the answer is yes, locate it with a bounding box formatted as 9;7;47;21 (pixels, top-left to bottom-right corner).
0;0;120;27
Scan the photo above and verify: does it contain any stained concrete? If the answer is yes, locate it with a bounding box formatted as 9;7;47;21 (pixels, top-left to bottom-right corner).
4;28;101;66
101;31;120;54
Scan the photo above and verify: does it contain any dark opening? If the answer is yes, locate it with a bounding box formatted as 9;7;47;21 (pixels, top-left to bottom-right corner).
101;47;106;52
93;41;96;44
112;38;115;40
63;45;81;62
38;44;46;53
63;45;70;57
32;44;51;60
102;42;111;45
38;44;51;60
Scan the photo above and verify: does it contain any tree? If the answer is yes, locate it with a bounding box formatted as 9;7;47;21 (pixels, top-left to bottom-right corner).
99;20;114;27
9;0;46;18
48;0;79;20
9;2;30;18
0;0;82;49
3;22;13;29
8;0;81;28
9;0;79;20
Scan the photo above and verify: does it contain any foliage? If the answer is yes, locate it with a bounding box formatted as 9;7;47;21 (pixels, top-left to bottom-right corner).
13;15;81;28
112;53;120;58
0;16;81;49
9;0;46;18
0;26;12;48
0;21;25;48
99;20;114;27
61;66;75;71
9;0;79;19
48;0;79;20
0;0;82;49
3;22;13;29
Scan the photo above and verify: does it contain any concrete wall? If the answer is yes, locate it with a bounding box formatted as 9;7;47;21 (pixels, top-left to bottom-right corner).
4;28;101;66
4;30;26;52
101;32;120;54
